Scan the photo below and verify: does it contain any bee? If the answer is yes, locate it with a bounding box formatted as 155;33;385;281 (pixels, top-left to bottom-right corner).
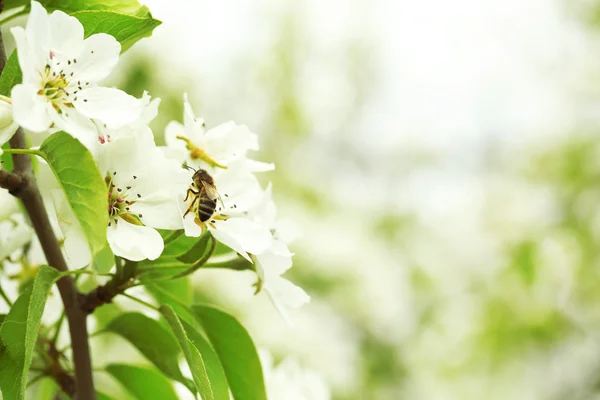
183;166;224;230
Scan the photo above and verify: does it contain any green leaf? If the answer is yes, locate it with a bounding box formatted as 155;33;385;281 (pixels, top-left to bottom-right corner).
40;0;151;17
161;305;214;400
182;320;230;400
0;266;61;400
193;305;267;400
177;233;211;264
92;244;114;274
97;392;119;400
104;312;194;393
72;10;161;52
1;0;28;11
149;277;192;305
38;131;108;256
0;52;22;97
105;364;179;400
2;0;153;18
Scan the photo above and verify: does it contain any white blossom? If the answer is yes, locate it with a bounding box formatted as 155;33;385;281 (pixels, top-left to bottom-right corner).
163;93;273;173
261;351;331;400
251;184;309;323
98;132;188;261
10;1;143;144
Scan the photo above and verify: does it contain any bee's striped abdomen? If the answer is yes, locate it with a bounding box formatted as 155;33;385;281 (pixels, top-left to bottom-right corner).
196;195;217;222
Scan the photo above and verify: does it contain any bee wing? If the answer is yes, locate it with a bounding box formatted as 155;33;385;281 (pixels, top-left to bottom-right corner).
201;180;226;209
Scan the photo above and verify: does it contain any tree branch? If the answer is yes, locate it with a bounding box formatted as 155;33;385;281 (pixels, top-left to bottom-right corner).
0;31;96;400
0;167;26;194
80;260;136;314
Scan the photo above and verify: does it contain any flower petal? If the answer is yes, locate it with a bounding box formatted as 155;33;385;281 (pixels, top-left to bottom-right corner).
51;106;98;151
11;84;52;132
212;217;271;255
11;27;38;84
264;277;310;326
203;123;259;163
130;195;185;231
47;9;84;58
164;120;187;151
209;225;251;262
72;33;120;82
182;93;205;142
267;277;310;309
108;219;164;261
25;1;50;70
51;189;92;269
255;245;293;277
75;87;144;128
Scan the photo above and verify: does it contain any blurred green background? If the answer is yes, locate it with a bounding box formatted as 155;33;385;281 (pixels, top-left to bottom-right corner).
25;0;600;398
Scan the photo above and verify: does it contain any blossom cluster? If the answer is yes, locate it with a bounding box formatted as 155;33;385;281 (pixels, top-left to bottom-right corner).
0;1;308;320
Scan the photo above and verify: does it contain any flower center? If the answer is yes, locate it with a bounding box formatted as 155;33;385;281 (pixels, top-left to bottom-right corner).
176;135;227;169
37;52;92;112
38;65;73;107
105;173;143;227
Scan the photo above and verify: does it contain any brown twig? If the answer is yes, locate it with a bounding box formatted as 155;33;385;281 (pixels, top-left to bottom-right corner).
0;168;25;194
0;30;96;400
81;260;137;314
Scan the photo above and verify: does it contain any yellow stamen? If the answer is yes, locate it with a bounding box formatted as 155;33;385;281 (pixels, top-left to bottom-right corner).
176;135;228;169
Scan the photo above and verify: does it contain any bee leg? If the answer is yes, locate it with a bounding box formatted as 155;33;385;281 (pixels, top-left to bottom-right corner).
212;214;228;221
183;196;199;218
194;217;207;232
184;188;199;202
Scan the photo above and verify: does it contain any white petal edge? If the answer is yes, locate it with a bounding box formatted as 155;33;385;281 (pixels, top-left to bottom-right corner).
75;87;144;128
107;220;164;261
72;33;120;82
11;84;52;132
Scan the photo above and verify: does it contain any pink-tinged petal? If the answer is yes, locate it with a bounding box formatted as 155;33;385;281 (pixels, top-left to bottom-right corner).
72;34;120;82
108;219;164;261
75;87;143;128
11;84;52;132
213;217;271;255
47;10;84;58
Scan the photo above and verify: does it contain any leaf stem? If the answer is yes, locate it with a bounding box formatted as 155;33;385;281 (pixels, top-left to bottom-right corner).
0;281;13;306
119;292;160;311
26;372;47;388
163;229;184;244
0;6;29;26
171;235;216;279
51;311;66;344
1;148;41;156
